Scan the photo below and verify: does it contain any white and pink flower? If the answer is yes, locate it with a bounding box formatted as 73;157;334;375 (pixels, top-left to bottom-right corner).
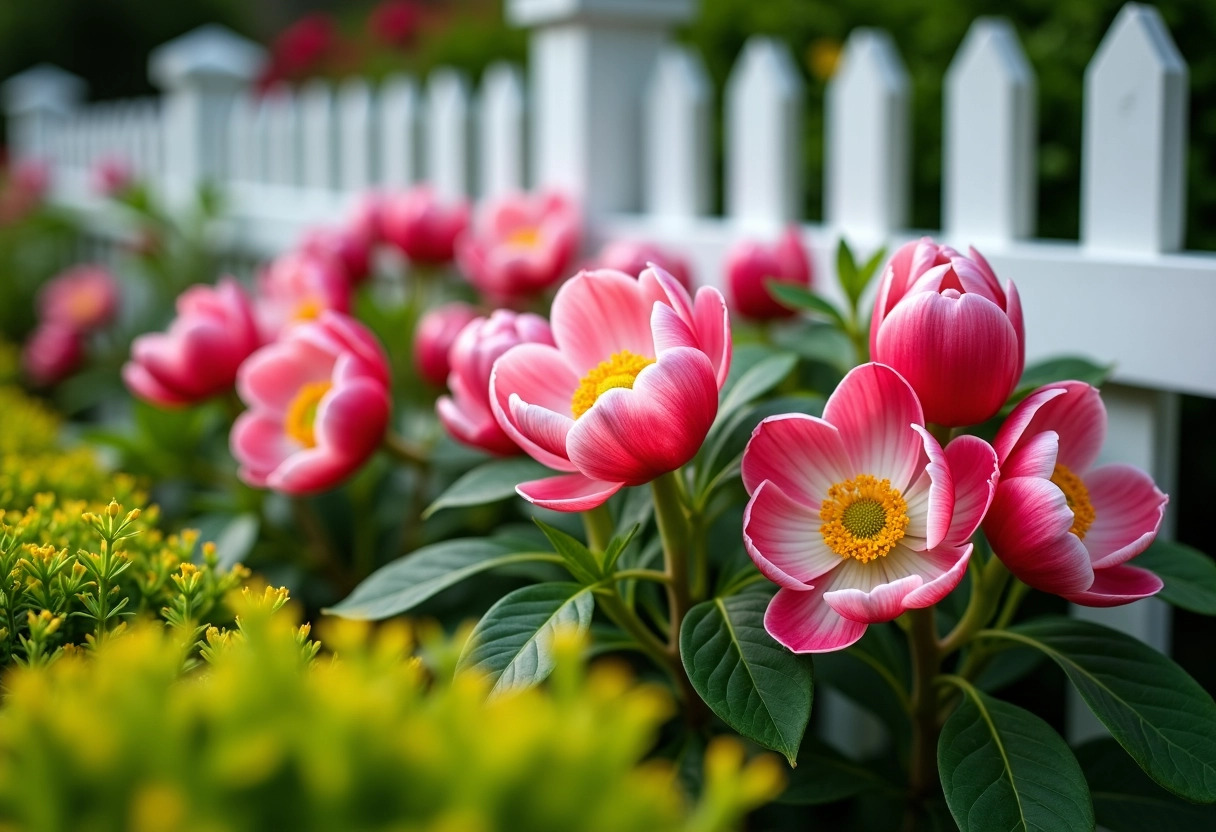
254;251;351;340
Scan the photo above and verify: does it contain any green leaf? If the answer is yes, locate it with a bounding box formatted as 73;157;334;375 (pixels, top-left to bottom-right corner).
860;246;888;288
602;524;640;575
1131;539;1216;615
939;681;1094;832
324;539;554;620
457;582;595;695
986;618;1216;802
1077;738;1216;832
714;351;798;428
766;280;849;329
423;457;553;518
779;736;894;805
836;237;861;307
680;590;814;764
1016;357;1112;397
534;518;602;584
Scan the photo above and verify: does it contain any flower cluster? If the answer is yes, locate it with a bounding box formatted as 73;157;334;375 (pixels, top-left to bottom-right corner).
22;263;119;386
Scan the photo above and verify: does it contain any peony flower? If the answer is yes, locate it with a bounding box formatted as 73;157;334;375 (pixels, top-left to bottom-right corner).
0;158;50;225
254;251;350;340
123;278;261;407
38;264;119;333
231;312;391;495
742;363;999;653
369;0;423;48
92;156;134;197
870;237;1024;427
456;191;579;304
22;323;83;387
593;239;693;291
724;227;811;321
491;266;729;510
983;381;1167;606
438;309;555;456
380;185;469;267
414;301;479;387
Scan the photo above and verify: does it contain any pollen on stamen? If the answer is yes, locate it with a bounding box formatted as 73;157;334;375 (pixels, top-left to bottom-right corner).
571;350;655;418
818;474;910;563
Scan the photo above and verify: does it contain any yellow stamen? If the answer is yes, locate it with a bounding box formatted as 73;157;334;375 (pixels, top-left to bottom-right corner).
505;226;541;249
819;474;910;563
570;350;655;418
293;297;324;322
1051;463;1095;540
284;381;332;447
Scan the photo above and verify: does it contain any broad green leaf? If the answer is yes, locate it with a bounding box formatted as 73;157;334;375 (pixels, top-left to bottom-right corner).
534;518;602;584
1131;539;1216;615
324;539;553;620
766;280;849;329
423;457;553;518
939;683;1094;831
680;590;814;764
1015;357;1112;397
779;736;893;805
836;237;860;305
457;582;595;695
714;351;798;429
860;246;888;289
1077;738;1216;832
987;618;1216;801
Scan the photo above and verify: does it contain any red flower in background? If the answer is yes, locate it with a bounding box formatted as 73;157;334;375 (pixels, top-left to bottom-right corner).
258;14;339;91
370;1;423;48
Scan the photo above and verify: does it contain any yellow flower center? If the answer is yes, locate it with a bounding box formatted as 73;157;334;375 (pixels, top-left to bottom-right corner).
293;297;324;322
1051;463;1095;540
284;381;332;448
819;474;910;563
570;350;655;419
505;226;541;249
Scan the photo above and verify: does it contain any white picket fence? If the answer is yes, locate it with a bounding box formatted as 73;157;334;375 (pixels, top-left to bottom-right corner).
5;0;1213;749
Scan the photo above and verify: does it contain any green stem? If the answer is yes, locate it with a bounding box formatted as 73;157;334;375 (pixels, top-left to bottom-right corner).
992;579;1029;630
906;607;941;805
651;471;691;651
593;590;672;674
382;431;430;467
938;556;1011;656
612;569;672;586
583;504;615;555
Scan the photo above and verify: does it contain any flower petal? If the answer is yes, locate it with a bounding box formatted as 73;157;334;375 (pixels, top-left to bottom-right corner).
902;544;972;608
823;363;925;490
984;477;1094;595
550;269;656;374
315;378;390;459
1062;564;1163;608
516;472;624;511
266;448;352;495
693;287;732;388
231;411;296;486
740;414;852;507
236;340;333;416
490;342;579;472
764;585;867;653
1002;429;1059;481
994;385;1068;466
998;382;1105;474
910;424;953;550
509;394;574;460
1082;463;1168;569
743;480;842;588
943;434;1000;546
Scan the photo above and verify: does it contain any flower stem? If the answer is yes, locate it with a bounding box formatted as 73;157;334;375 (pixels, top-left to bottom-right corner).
381;431;430;467
906;606;941;806
651;471;692;651
583;503;615;555
938;556;1010;656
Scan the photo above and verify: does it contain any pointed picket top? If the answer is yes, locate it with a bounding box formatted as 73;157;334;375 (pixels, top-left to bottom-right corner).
726;37;803;229
645;45;712;219
149;24;266;89
338;78;377;191
379;75;421;188
1082;3;1188;253
478;63;526;198
944;18;1036;243
264;87;299;186
426;68;472;199
3;64;86;115
825;28;910;236
299;80;336;190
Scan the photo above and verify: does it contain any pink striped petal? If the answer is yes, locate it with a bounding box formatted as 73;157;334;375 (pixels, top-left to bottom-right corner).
122;362;192;407
902;544;972;608
1002;428;1059;480
693;287;732;388
237;341;333;416
437;395;518;456
638;263;694;323
823;363;925;491
1002;278;1025;382
984;477;1094;595
910;424;953;550
1030;382;1106;474
315;379;390;458
741;414;852;508
651;302;699;355
995;386;1068;465
1062;564;1163;607
266;448;351;495
509;394;574;460
943;434;1000;546
490;343;579;472
566;347;717;486
764;585;868;654
550;270;656;374
516;472;624;511
824;576;923;623
231;411;296;486
1082;463;1168;569
743;480;841;588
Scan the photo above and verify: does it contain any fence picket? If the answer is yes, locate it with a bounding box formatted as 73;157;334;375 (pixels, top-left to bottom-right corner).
379;74;421;188
645;46;712;220
265;87;299;186
426;69;472;199
300;80;336;191
338;78;377;191
478;62;526;198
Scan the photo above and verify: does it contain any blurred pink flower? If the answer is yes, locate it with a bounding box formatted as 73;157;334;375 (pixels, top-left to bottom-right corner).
38;264;119;333
369;0;423;48
724;227;811;321
92;156;134;197
380;185;469;267
22;323;83;387
593;239;693;291
414;301;479;387
254;251;351;341
0;158;50;225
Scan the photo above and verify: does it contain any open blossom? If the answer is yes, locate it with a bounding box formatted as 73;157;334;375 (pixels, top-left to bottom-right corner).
38;264;119;333
123;278;261;407
983;381;1167;606
593;240;693;291
456;191;579;304
743;363;999;652
414;301;479;387
491;266;730;510
724;227;811;320
254;251;350;340
438;309;554;456
231;312;391;495
870;238;1024;427
22;323;83;387
380;185;469;266
92;156;134;197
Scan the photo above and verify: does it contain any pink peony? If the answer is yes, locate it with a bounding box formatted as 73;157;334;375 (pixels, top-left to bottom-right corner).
123;278;261;407
593;239;693;291
456;191;579;304
490;266;730;510
742;363;999;652
983;381;1167;606
870;237;1024;427
38;264;119;333
254;251;351;341
438;309;555;456
92;156;134;197
22;323;83;387
369;0;423;48
413;301;479;387
231;312;391;495
724;227;812;321
380;185;469;267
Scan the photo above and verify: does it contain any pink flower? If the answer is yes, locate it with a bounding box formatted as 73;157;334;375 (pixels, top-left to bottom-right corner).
490;266;730;510
414;301;479;387
724;227;812;321
438;309;555;456
742;363;999;653
254;251;351;340
38;264;119;333
456;191;580;304
983;381;1167;606
92;156;134;197
870;237;1024;427
593;239;693;291
123;278;261;407
300;226;372;287
231;312;391;495
0;159;50;225
22;323;83;387
370;0;423;47
380;185;469;266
